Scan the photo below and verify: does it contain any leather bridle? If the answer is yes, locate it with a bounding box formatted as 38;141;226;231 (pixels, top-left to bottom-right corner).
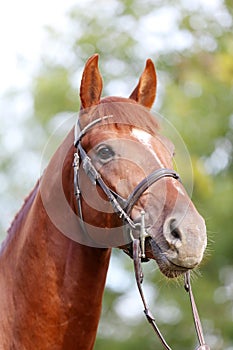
73;115;210;349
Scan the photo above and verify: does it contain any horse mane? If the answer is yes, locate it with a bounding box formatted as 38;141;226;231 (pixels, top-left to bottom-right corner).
7;180;39;236
79;96;160;135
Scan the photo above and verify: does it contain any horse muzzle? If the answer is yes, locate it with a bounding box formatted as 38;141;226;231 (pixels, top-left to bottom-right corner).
146;212;207;278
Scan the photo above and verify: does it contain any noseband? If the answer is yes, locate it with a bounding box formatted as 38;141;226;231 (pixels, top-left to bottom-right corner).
73;116;210;350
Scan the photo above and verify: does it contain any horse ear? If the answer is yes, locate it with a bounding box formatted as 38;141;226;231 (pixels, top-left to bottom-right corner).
80;54;103;109
129;59;157;109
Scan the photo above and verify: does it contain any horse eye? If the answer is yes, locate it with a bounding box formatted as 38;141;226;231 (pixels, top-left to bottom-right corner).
96;145;115;162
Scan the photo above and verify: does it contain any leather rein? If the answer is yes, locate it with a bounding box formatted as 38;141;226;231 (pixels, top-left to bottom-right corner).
73;116;210;350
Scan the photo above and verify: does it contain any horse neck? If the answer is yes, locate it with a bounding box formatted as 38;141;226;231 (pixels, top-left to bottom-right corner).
0;128;111;350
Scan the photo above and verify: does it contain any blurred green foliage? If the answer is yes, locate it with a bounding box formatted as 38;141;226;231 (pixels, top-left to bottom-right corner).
34;66;77;124
1;0;233;349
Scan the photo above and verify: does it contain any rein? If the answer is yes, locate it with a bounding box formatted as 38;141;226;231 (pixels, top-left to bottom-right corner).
133;237;210;350
73;116;210;349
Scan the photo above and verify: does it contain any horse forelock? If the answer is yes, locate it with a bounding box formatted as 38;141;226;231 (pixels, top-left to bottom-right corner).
79;96;159;136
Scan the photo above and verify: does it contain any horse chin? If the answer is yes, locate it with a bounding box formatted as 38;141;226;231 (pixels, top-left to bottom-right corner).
147;238;189;279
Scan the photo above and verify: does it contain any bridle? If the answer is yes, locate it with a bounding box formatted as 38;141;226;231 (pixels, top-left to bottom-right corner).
73;115;210;350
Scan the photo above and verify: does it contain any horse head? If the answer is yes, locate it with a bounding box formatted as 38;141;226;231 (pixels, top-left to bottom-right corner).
75;54;207;278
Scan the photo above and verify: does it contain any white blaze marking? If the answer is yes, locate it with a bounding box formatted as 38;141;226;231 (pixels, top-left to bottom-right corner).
171;178;185;196
131;128;165;167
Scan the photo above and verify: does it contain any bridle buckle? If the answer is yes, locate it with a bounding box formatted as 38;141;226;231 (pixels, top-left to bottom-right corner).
129;210;150;259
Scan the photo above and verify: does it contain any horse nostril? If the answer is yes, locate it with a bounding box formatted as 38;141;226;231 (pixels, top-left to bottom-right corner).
163;218;183;249
170;219;182;241
171;227;181;240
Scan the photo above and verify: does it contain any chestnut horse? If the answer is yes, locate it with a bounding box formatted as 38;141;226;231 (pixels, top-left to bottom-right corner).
0;55;207;349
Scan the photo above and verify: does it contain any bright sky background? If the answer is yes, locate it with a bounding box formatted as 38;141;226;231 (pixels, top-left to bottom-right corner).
0;0;77;94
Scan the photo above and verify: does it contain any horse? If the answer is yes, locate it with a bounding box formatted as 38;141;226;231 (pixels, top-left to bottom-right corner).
0;54;207;349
